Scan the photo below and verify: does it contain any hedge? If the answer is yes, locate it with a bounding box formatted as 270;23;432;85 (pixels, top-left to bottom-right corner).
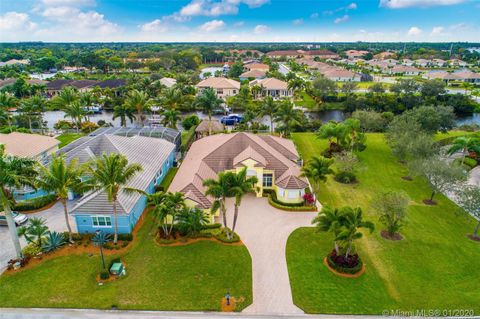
180;125;197;153
263;189;316;212
14;194;57;211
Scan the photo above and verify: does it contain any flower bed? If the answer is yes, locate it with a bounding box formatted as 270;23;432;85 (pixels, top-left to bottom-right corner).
263;190;316;212
325;249;364;275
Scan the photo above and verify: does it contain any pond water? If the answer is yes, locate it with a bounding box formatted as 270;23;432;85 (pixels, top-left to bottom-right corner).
456;113;480;126
307;110;345;123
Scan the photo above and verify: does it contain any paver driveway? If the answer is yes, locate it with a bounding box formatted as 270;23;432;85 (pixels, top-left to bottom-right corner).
222;195;317;315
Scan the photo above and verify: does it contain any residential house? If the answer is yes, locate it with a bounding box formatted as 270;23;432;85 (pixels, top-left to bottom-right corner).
415;59;431;67
374;51;396;60
386;65;422;76
423;70;480;84
239;69;267;81
323;69;361;82
448;59;468;67
95;79;127;96
402;59;414;66
196;77;240;99
159;77;177;88
300;50;339;59
66;134;176;234
345;50;369;58
249;78;292;99
0;59;30;68
244;63;269;72
266;50;301;59
432;59;446;67
169;132;309;222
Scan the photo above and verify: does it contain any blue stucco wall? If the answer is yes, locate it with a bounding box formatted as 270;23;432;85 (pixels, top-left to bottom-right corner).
74;149;175;234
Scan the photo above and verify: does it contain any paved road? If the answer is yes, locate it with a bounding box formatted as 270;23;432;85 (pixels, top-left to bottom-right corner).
221;195;317;315
0;308;398;319
0;200;76;272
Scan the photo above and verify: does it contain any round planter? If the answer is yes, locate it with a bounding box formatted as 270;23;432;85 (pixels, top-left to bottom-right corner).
323;257;365;278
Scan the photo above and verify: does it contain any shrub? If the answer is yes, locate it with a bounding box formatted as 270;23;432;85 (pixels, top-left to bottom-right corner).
464;157;477;168
202;223;222;230
99;270;110;280
264;189;316;211
54;120;73;130
13;194;57;211
181;114;200;130
334;171;358;184
22;243;42;256
215;230;240;243
326;249;363;274
117;233;133;241
42;231;66;253
180;126;196;153
81;121;99;133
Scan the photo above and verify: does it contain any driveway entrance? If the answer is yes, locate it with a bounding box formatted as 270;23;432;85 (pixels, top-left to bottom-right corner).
223;195;317;315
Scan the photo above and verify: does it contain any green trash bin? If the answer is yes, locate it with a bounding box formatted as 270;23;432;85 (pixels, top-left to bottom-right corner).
110;262;124;275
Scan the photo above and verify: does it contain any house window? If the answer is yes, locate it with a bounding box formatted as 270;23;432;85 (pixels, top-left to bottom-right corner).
288;190;299;199
263;174;273;187
217;89;223;95
92;216;112;227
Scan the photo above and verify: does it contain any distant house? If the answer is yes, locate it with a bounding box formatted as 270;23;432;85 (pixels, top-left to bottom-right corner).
300;50;339;59
195;120;225;139
386;65;422;76
239;69;267;81
448;59;468;67
323;69;361;82
424;70;480;84
70;80;98;93
66;134;176;234
169;132;309;221
402;59;414;66
0;132;59;161
95;79;127;96
374;51;396;60
266;50;300;59
244;63;269;71
159;77;177;88
196;77;240;99
0;59;30;68
249;78;292;99
432;59;446;67
46;79;75;96
345;50;369;58
415;59;431;67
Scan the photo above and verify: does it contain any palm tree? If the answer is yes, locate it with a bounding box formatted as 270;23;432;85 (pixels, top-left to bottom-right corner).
274;99;302;137
63;101;88;133
51;87;78;110
176;207;209;236
204;171;234;237
18;217;49;248
36;155;84;242
123;89;152;127
147;191;169;236
337;207;374;258
161;109;180;129
0;92;18;132
259;96;277;133
161;192;186;237
301;156;334;195
287;77;304;97
113;104;135;127
160;88;182;110
228;168;258;236
447;136;480;165
85;153;143;244
19;95;46;131
0;145;37;258
194;88;223;135
312;206;343;254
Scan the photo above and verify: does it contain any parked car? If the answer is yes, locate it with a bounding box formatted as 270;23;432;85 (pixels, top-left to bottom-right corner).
220;114;243;126
0;211;28;226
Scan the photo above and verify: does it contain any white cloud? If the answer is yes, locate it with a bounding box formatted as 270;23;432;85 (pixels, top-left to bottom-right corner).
0;12;37;32
310;12;319;18
347;3;357;9
334;15;350;24
140;19;167;32
76;11;119;34
233;21;245;27
42;6;80;20
380;0;465;9
407;26;422;36
179;0;269;17
199;19;226;32
253;24;269;34
430;26;445;35
292;18;303;25
41;0;96;6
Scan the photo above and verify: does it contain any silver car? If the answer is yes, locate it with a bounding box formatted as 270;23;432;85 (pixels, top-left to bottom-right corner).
0;211;29;226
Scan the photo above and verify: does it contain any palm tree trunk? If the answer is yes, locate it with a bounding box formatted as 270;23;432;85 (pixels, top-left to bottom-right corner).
113;199;119;244
208;112;212;136
270;116;274;133
461;148;467;166
220;200;229;238
430;190;436;201
334;241;339;255
2;196;23;259
61;198;73;243
231;203;239;238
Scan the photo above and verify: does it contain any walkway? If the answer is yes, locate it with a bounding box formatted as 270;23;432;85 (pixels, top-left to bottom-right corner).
222;195;317;315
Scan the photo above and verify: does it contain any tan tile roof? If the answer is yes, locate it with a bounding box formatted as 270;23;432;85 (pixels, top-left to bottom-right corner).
169;132;306;209
240;69;267;78
249;78;288;90
244;63;269;71
196;77;240;90
0;132;59;158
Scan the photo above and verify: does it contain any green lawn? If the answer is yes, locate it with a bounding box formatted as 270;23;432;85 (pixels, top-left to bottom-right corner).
288;133;480;315
55;133;84;148
161;167;178;190
0;214;252;311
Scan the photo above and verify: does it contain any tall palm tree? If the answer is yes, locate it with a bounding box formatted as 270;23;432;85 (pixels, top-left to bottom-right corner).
0;144;37;258
63;101;88;133
312;206;343;254
259;96;277;133
194;88;223;135
301;156;334;195
36;155;84;242
176;207;209;236
85;153;143;244
51;87;78;110
160;88;182;110
123;89;152;127
113;104;135;127
273;99;302;137
204;171;234;237
228;168;258;237
337;206;374;258
447;136;480;165
20;95;46;131
0;92;18;132
161;109;180;129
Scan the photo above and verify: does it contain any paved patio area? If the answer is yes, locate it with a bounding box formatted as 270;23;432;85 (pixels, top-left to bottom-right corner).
0;200;76;272
222;195;317;315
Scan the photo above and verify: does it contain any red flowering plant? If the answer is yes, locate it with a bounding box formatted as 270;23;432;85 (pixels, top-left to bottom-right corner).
303;193;315;206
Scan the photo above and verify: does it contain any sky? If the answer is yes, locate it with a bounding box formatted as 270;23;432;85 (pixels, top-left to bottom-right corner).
1;0;479;42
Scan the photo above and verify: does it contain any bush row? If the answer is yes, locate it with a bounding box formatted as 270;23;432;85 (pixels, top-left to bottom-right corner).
14;194;57;211
180;125;197;153
263;189;317;212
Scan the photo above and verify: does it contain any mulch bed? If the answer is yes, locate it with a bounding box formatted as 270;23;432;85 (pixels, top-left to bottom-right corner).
467;234;480;242
423;199;438;205
323;257;365;278
221;297;237;312
155;236;244;247
381;230;403;241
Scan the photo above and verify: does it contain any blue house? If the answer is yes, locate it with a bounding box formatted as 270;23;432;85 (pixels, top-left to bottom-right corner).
67;134;175;234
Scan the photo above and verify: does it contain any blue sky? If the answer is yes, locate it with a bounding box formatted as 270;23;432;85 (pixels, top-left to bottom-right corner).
1;0;479;42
